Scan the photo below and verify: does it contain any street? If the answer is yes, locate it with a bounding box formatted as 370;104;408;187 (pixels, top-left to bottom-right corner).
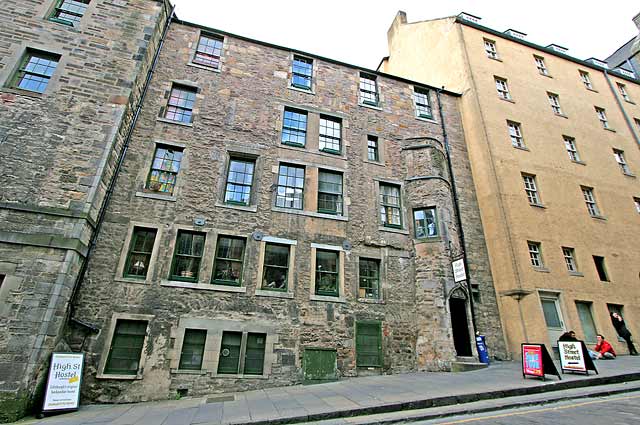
418;391;640;424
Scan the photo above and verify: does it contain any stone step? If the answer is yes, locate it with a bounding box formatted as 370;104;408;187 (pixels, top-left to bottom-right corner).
451;360;489;372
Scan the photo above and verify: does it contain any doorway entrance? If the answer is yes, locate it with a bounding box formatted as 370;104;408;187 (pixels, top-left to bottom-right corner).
449;292;472;356
540;293;565;350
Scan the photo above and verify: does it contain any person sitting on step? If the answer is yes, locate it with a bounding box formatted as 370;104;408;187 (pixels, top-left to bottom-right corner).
589;334;616;360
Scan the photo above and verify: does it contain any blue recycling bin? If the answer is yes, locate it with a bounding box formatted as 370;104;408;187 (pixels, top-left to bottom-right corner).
476;335;490;364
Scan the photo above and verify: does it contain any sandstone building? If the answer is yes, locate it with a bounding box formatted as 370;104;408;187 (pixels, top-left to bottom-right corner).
0;1;507;415
382;12;640;359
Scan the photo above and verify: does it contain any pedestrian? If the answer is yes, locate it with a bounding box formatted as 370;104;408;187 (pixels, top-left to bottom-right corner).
558;330;578;341
589;334;616;360
610;312;639;355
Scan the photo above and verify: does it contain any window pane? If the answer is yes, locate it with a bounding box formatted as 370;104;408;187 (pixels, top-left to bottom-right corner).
316;250;339;296
244;333;266;375
217;331;242;374
276;165;304;209
262;244;289;291
414;208;437;238
541;300;562;328
281;109;307;145
125;228;157;278
194;34;223;68
179;329;206;370
212;236;245;285
359;259;380;299
105;320;147;375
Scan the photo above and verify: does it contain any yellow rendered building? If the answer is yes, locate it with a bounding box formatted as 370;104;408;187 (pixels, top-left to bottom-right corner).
381;11;640;358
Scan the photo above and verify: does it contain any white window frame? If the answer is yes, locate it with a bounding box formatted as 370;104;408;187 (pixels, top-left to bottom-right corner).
495;77;511;100
562;247;577;272
534;55;548;76
595;107;609;129
579;71;593;90
522;174;541;205
617;83;631;102
563;136;580;162
613;149;631;174
528;242;543;268
547;92;562;115
484;39;499;59
581;186;600;217
634;197;640;214
507;121;525;148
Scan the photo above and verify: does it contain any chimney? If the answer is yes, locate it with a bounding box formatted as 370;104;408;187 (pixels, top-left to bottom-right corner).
633;11;640;31
387;11;408;51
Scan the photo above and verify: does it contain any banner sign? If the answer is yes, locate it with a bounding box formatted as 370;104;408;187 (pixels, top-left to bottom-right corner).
43;352;84;412
558;341;586;372
452;259;466;283
522;344;543;377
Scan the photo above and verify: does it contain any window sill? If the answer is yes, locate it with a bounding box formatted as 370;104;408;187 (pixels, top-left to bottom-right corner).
624;99;635;105
215;202;258;213
48;17;75;27
539;73;553;78
170;368;207;375
215;373;268;380
271;206;349;221
378;226;409;235
114;277;151;285
135;191;177;202
415;237;442;244
186;62;221;73
533;267;550;273
487;56;502;62
415;116;438;124
529;203;546;209
281;141;306;149
357;298;385;304
364;159;385;167
569;271;584;277
156;117;194;127
96;373;141;380
622;172;636;178
590;214;607;221
160;280;247;293
310;294;346;303
499;97;515;104
604;127;616;133
553;113;569;119
586;87;599;93
255;289;294;299
288;85;315;95
571;160;586;166
210;284;247;293
278;143;348;161
0;87;44;99
359;102;383;111
513;145;530;151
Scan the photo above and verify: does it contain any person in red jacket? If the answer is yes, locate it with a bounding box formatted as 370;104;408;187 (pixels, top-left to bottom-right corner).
589;334;616;360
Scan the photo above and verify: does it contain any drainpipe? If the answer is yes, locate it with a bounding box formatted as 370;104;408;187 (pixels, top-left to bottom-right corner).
603;69;640;148
435;88;477;334
67;2;176;320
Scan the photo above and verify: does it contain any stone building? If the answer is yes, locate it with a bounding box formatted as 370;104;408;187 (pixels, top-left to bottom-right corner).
606;12;640;76
381;11;640;359
63;17;507;403
0;0;172;420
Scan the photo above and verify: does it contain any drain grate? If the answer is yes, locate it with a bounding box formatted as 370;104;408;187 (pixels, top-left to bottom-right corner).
206;395;235;403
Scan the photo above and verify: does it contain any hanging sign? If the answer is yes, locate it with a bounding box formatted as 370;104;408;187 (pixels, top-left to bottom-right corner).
452;259;466;283
42;352;84;412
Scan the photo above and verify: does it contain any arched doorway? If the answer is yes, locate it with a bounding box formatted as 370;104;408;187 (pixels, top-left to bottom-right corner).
449;288;472;356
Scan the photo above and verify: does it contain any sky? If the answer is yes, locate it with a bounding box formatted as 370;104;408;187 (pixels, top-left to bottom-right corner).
171;0;639;70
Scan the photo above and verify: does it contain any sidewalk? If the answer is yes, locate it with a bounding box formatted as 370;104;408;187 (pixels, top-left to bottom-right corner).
14;356;640;425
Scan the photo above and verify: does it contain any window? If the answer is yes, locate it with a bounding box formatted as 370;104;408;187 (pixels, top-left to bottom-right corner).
11;50;60;93
414;87;433;118
315;250;339;296
170;231;205;282
317;171;343;215
636;118;640;132
281;108;307;146
217;331;242;374
193;34;223;69
575;302;597;344
563;136;580;162
164;84;196;123
261;243;290;291
291;55;313;90
146;145;183;195
528;242;543;268
104;320;147;375
562;247;577;272
593;255;609;282
359;73;379;106
358;259;380;299
484;39;498;59
212;236;245;286
613;149;631;174
580;71;593;89
547;93;563;115
534;56;548;75
413;208;438;238
522;174;541;205
275;164;304;209
581;187;600;217
617;83;631;102
49;0;90;25
595;107;609;129
367;135;379;161
507;121;525;148
124;228;157;279
379;184;402;227
179;329;206;370
319;116;341;153
224;158;255;205
243;333;266;375
495;77;511;100
634;197;640;213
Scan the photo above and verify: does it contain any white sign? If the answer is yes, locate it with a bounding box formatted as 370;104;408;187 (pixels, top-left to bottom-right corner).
43;353;84;411
558;341;586;372
452;259;466;283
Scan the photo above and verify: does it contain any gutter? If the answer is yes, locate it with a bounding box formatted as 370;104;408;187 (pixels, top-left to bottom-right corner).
603;69;640;148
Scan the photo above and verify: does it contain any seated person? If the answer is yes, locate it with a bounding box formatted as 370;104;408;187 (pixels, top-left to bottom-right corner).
589;334;616;360
558;330;578;341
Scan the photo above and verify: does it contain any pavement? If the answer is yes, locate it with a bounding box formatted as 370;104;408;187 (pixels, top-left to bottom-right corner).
13;356;640;425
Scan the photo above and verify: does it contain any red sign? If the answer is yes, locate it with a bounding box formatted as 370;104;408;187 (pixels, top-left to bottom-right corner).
522;344;543;377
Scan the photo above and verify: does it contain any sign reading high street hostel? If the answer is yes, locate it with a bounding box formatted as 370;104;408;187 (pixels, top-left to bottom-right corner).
452;259;466;283
558;341;586;372
43;353;84;412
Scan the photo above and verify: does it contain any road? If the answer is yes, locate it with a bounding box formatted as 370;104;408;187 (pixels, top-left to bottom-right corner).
416;390;640;424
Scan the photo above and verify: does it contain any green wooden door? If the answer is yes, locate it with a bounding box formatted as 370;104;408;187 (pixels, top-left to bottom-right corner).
356;321;382;367
303;348;337;382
